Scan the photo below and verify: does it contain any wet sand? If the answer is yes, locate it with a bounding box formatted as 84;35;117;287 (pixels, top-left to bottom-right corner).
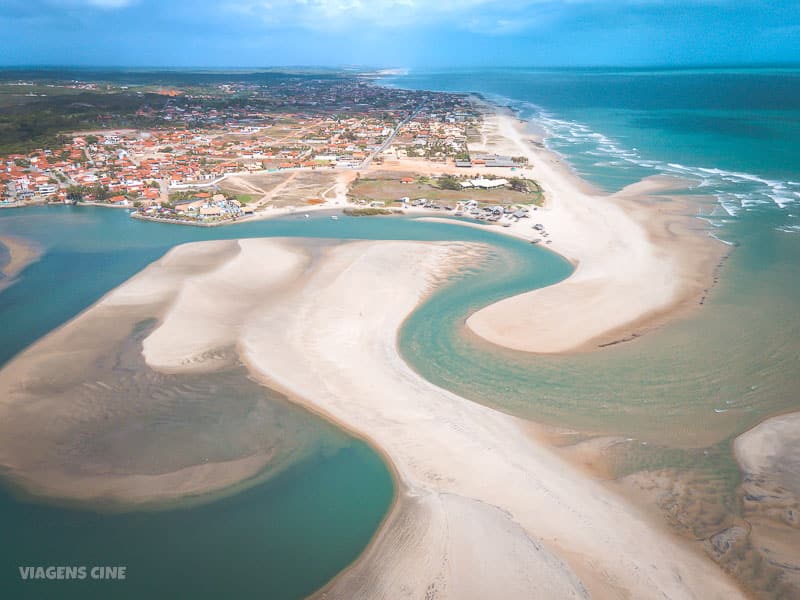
462;106;728;353
0;235;41;291
0;240;331;508
733;412;800;591
129;238;742;599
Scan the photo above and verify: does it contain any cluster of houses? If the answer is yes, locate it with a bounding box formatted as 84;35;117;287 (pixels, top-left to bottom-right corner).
0;77;510;217
386;102;479;161
1;79;472;207
137;192;254;223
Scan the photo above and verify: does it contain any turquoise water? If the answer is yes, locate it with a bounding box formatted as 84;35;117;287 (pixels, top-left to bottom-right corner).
387;73;800;597
382;67;800;224
2;442;392;600
384;68;800;446
3;67;800;598
0;206;568;599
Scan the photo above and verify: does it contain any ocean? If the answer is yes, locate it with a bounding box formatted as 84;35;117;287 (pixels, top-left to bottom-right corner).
381;68;800;441
385;67;800;595
1;66;799;598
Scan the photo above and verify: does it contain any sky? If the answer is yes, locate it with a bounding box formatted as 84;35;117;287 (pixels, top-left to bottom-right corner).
1;0;799;68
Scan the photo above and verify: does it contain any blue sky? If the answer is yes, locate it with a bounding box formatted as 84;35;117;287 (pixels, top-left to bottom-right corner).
1;0;799;68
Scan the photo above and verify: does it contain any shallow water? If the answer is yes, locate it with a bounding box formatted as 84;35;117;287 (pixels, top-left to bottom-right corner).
386;67;800;594
0;206;566;599
3;66;800;597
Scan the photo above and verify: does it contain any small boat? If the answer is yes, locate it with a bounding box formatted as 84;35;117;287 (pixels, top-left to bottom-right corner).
304;213;310;219
330;215;339;221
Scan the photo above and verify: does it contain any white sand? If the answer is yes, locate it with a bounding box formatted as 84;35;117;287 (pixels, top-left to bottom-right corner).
135;238;742;599
460;110;723;353
735;411;800;493
142;238;308;372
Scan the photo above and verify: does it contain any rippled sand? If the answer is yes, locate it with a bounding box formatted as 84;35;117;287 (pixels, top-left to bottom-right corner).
0;240;334;508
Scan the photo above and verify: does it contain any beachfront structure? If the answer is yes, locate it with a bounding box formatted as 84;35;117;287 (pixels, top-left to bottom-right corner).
470;178;508;189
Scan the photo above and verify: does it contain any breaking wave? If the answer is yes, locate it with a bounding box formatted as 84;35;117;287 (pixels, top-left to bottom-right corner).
483;93;800;232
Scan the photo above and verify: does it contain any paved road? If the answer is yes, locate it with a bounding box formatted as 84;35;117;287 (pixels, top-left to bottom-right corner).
359;105;424;169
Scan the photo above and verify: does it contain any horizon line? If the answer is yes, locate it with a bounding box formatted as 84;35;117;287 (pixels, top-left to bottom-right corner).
1;62;800;72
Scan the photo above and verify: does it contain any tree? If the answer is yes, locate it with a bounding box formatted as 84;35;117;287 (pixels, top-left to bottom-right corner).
92;184;111;202
438;175;461;191
85;135;99;145
509;177;529;193
66;185;86;200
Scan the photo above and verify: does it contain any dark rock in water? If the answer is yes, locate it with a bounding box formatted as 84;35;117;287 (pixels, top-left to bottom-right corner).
707;526;747;556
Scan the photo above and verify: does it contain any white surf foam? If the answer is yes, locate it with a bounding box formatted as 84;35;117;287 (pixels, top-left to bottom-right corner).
479;95;800;231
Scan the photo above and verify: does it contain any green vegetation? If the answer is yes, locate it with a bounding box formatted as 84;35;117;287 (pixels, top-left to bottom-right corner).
235;193;257;204
437;175;461;190
343;207;402;217
66;184;112;202
0;90;165;154
349;171;544;208
168;190;198;203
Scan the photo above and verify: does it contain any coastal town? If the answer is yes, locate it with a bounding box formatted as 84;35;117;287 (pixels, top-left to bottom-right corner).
0;75;539;225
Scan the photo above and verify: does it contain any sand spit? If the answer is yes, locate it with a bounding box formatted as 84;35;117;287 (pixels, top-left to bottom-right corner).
0;239;319;507
114;237;739;599
0;237;744;596
462;108;726;354
0;235;41;291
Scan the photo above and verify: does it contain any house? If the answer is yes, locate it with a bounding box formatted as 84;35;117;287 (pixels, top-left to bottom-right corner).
200;205;222;217
175;198;206;212
470;178;508;190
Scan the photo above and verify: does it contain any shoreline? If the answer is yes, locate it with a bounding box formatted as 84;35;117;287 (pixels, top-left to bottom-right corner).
1;95;728;357
0;96;747;597
0;235;42;291
232;238;743;599
457;103;728;353
0;237;746;597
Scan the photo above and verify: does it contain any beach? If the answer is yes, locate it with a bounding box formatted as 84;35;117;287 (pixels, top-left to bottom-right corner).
458;105;727;353
0;234;746;597
0;100;757;599
151;237;742;599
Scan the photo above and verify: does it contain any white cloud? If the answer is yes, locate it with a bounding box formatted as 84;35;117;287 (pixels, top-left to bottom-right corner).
225;0;543;30
87;0;134;6
46;0;136;9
